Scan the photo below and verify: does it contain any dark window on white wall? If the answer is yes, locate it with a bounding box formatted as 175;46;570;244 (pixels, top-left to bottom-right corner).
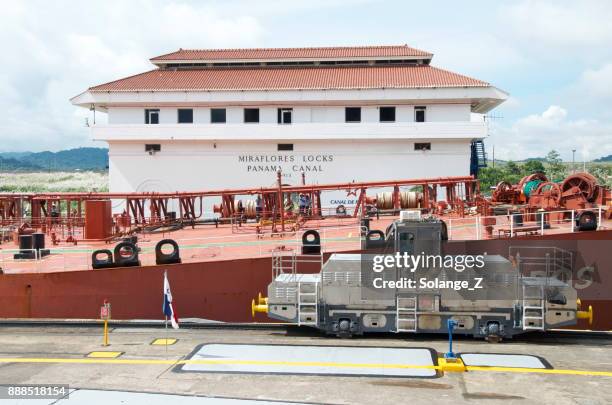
244;108;260;123
415;106;426;122
277;108;293;124
277;143;294;151
345;107;361;122
177;109;193;123
145;109;159;124
210;108;226;123
379;106;396;122
414;142;431;151
145;144;161;154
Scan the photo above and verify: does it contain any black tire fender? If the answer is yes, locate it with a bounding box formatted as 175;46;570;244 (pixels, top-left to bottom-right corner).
92;249;114;269
113;241;139;266
301;230;321;254
155;239;182;265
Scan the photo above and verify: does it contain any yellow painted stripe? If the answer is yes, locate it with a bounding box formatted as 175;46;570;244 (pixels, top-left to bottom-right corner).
151;338;177;346
0;357;611;377
0;358;435;369
87;351;122;358
0;358;174;365
465;366;612;377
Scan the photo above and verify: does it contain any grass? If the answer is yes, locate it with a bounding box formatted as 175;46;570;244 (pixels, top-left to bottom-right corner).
0;171;109;192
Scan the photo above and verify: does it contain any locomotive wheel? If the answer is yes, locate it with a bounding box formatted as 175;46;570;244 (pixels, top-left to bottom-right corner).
484;322;502;343
485;335;502;343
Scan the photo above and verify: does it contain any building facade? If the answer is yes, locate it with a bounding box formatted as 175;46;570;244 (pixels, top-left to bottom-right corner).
71;45;507;208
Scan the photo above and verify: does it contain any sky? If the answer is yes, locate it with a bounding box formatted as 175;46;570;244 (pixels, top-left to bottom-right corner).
0;0;611;161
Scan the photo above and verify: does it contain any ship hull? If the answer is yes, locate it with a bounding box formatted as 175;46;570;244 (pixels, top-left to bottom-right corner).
1;231;610;330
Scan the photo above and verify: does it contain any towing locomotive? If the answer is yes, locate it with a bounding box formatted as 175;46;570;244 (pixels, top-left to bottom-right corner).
253;212;593;340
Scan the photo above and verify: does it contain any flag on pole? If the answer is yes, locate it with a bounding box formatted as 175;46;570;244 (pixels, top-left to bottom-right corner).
163;271;179;329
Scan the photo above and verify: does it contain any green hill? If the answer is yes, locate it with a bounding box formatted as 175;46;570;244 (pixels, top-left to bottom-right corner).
0;148;108;171
0;156;42;171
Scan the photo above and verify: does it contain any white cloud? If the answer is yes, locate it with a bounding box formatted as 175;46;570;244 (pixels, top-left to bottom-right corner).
502;0;612;48
0;0;379;152
519;105;567;127
0;0;611;159
0;0;266;151
490;105;612;161
573;63;612;101
500;96;521;110
419;33;528;77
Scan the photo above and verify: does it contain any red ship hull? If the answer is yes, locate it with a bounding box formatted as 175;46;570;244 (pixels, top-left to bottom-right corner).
1;230;610;331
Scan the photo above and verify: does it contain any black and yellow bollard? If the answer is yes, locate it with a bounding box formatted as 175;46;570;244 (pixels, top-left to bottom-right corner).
100;299;112;346
251;292;268;318
103;319;109;346
576;300;594;327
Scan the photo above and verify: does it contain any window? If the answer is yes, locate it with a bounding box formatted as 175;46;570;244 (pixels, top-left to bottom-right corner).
415;106;426;122
379;106;396;122
177;109;193;123
414;142;431;151
210;108;226;123
145;144;161;154
277;108;293;124
277;143;294;151
345;107;361;123
145;109;159;124
244;108;260;123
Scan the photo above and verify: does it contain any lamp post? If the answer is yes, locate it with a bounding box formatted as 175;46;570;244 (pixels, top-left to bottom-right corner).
572;149;576;174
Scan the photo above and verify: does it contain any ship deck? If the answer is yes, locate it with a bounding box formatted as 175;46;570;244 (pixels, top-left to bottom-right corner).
0;324;610;404
1;212;610;275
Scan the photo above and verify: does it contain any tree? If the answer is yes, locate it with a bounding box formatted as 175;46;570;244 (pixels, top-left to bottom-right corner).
477;166;506;194
505;160;520;175
523;160;545;174
545;150;566;181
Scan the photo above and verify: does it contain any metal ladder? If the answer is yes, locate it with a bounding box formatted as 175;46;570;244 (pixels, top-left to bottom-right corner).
272;250;296;278
297;281;318;326
522;284;545;330
396;296;417;332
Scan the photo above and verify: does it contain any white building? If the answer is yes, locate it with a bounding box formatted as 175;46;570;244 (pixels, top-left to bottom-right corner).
71;45;507;207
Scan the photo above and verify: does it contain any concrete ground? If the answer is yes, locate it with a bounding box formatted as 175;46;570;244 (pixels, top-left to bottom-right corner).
0;325;610;404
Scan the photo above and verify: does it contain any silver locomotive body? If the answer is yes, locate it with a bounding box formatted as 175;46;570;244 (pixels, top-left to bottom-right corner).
263;217;590;340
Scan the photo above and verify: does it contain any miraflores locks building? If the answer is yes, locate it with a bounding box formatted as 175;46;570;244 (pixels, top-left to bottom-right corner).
71;45;507;208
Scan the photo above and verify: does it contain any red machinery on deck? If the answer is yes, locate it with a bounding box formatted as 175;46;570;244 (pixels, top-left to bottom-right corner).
492;171;609;211
492;173;548;205
489;171;611;234
0;174;478;242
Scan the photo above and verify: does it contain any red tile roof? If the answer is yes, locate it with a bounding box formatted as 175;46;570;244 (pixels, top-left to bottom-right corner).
89;65;489;92
150;45;432;61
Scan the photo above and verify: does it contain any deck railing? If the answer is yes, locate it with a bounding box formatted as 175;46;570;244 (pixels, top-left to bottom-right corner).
447;207;607;240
